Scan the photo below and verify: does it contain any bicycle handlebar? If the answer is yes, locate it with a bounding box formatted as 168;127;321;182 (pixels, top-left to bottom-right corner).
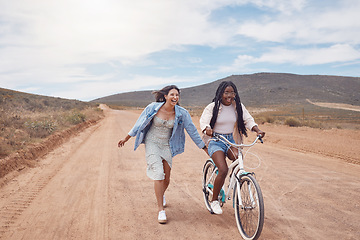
211;133;263;148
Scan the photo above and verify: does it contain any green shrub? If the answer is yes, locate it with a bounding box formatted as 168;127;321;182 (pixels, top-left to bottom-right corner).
24;119;57;138
67;111;86;125
284;117;302;127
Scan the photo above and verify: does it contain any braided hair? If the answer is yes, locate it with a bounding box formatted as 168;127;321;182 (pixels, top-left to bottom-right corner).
152;85;180;105
209;81;247;137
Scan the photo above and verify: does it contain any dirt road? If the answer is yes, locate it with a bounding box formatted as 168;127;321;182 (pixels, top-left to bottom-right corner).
1;106;359;240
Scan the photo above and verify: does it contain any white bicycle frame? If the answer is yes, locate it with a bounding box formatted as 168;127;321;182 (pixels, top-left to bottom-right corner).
208;134;262;206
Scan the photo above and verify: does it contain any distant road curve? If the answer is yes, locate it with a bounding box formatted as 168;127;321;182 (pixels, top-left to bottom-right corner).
306;99;360;112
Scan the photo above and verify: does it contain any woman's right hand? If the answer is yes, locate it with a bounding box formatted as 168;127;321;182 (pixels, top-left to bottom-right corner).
118;135;131;147
205;126;213;136
118;139;126;147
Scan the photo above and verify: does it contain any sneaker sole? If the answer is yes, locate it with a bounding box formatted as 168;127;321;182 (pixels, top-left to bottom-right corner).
158;219;167;224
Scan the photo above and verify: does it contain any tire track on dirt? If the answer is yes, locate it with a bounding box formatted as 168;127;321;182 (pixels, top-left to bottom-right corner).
0;123;101;239
0;176;51;237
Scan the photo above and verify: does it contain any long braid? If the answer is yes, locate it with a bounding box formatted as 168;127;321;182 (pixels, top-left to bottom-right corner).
232;83;247;137
210;81;247;137
210;82;226;129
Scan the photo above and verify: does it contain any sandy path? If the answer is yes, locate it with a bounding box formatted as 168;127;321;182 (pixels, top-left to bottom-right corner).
306;99;360;112
0;106;359;239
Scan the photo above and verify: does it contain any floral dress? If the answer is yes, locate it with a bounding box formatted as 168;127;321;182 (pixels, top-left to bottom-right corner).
144;116;174;180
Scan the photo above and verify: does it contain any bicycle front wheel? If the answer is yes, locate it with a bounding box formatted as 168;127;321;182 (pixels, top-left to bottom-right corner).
202;159;217;213
234;174;264;240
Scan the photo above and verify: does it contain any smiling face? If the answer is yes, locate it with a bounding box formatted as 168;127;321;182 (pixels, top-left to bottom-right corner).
221;86;236;106
164;88;179;106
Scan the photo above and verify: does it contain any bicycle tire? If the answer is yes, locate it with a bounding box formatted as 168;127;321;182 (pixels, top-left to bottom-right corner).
234;174;264;240
202;159;217;213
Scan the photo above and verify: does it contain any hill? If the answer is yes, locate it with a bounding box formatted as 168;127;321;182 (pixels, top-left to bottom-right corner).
0;87;88;111
0;87;102;159
92;72;360;108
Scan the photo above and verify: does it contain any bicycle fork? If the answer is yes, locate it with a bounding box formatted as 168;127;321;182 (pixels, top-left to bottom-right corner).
233;173;257;209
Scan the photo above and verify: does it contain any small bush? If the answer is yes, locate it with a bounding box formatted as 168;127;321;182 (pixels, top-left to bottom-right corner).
25;119;57;138
67;111;86;125
265;116;275;123
303;120;324;129
284;117;302;127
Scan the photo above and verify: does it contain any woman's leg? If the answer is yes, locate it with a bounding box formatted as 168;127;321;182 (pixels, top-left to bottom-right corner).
163;160;171;193
227;146;238;161
154;180;164;211
211;150;228;202
154;160;171;211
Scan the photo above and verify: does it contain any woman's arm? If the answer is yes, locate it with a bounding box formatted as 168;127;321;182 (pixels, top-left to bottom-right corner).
241;103;257;130
241;103;265;137
117;102;155;147
118;134;131;147
183;110;206;149
251;125;265;138
127;102;157;137
199;102;214;133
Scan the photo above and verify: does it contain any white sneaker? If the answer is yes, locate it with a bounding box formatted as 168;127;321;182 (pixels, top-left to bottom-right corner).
163;195;166;207
210;200;223;215
158;210;167;224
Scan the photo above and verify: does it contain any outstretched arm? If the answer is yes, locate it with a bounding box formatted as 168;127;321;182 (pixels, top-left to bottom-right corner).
118;134;131;147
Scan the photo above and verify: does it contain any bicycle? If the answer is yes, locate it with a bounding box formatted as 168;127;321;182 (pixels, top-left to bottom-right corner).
202;133;264;240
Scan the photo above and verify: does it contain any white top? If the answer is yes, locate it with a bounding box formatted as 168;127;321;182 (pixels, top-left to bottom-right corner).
199;101;257;144
213;104;237;134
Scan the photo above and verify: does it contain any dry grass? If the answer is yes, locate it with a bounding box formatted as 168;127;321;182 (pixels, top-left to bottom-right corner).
180;102;360;130
107;101;360;130
0;88;104;158
251;103;360;129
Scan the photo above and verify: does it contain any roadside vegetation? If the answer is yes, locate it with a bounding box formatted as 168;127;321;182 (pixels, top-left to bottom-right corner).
0;88;103;159
251;103;360;129
109;102;360;130
3;85;356;159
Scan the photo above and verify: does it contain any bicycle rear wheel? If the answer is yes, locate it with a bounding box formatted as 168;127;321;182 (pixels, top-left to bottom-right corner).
234;174;264;240
202;159;217;213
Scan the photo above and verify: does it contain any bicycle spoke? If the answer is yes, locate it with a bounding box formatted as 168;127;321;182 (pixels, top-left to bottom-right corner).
202;160;217;213
234;175;264;240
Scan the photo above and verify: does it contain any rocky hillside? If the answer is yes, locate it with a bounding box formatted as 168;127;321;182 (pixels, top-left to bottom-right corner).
92;73;360;108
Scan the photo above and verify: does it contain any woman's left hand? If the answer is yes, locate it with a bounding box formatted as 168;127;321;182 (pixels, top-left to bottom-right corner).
252;125;265;138
257;130;265;138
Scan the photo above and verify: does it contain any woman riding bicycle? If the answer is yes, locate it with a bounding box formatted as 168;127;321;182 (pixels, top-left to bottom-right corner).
200;81;265;215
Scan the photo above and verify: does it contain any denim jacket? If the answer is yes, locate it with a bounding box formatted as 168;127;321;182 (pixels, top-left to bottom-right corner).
128;102;205;157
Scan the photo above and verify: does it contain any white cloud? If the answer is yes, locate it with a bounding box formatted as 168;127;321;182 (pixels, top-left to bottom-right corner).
214;44;360;74
215;55;257;74
0;1;229;87
241;0;306;13
51;74;198;101
237;0;360;44
259;44;360;65
0;0;359;100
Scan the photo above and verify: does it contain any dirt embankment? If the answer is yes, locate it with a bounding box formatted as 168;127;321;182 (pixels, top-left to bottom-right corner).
0;118;102;187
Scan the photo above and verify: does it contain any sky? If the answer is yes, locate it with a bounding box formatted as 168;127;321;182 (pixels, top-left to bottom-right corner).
0;0;359;101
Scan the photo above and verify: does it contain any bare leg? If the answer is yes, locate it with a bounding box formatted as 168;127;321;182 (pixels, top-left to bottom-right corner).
154;180;165;211
211;151;228;202
154;160;171;211
163;160;171;193
227;146;238;161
